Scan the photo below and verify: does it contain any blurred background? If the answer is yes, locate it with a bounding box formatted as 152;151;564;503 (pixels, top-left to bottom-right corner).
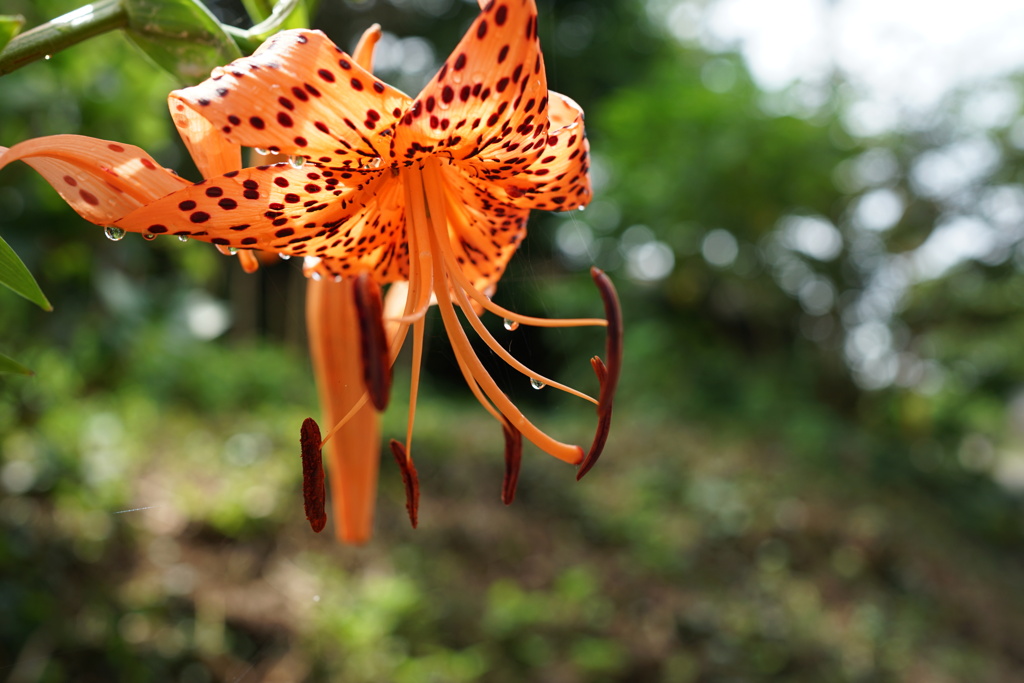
3;0;1024;680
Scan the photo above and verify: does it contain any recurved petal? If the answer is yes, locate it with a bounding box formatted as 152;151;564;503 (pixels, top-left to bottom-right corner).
114;164;381;261
476;91;591;212
172;30;411;168
391;0;549;172
0;135;189;225
440;162;528;293
167;98;242;179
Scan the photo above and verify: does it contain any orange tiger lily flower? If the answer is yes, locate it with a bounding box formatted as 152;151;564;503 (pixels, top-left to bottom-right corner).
0;0;622;542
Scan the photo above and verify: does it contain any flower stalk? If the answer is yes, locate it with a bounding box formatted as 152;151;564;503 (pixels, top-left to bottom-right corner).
0;0;127;76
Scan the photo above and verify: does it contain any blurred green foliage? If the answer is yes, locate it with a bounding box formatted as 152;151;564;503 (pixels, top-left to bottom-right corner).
3;0;1024;680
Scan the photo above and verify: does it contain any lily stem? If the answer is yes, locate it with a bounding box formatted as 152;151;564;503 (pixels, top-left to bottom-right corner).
0;0;128;76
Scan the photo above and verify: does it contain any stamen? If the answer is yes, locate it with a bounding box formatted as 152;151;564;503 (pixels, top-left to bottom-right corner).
353;273;392;411
300;417;327;532
576;268;623;480
419;159;584;465
390;439;419;528
501;418;523;505
449;281;598;405
433;200;606;330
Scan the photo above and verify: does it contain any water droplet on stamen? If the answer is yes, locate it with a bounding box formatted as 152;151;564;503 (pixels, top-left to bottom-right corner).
288;155;306;169
178;235;190;243
279;254;291;261
103;226;126;241
143;233;156;241
254;147;269;155
503;318;520;331
530;378;546;390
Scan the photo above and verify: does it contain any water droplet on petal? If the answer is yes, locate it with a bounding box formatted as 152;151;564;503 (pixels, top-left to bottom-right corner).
178;235;190;243
576;205;586;212
104;226;126;241
310;271;322;281
228;247;238;255
363;157;382;169
503;318;520;331
254;147;269;155
288;155;306;169
530;378;546;390
143;233;156;241
279;254;291;261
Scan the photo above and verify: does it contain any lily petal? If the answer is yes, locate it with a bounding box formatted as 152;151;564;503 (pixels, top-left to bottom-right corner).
0;135;188;225
113;164;386;271
391;0;549;174
438;162;528;293
168;99;242;179
489;91;592;212
171;30;411;168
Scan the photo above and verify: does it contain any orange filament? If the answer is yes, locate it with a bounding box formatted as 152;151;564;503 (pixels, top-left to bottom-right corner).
416;157;585;465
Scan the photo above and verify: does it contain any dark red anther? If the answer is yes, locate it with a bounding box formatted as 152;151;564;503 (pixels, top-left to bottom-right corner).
390;439;419;528
300;417;327;533
577;268;623;481
353;272;391;411
501;418;523;505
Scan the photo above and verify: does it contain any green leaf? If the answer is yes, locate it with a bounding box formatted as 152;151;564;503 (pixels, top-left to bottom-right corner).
240;0;275;23
0;350;32;375
0;15;25;53
0;236;51;311
124;0;243;85
225;0;310;54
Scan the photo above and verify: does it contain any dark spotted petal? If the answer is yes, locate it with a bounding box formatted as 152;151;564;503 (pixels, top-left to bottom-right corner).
0;135;189;226
172;29;411;168
392;0;549;175
114;164;385;276
484;92;592;212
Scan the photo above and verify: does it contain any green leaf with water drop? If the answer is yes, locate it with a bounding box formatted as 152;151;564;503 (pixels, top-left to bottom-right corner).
0;15;25;53
0;235;51;311
0;350;32;376
123;0;242;85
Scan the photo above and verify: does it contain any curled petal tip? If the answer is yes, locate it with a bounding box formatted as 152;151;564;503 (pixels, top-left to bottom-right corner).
390;439;419;529
501;419;523;505
354;274;392;411
300;418;327;533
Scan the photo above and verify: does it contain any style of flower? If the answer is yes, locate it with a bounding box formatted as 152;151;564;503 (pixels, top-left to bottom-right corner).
0;0;621;543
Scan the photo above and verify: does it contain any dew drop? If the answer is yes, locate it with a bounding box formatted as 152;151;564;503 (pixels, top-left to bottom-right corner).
530;378;545;390
228;247;238;255
143;233;156;241
103;226;126;241
576;205;586;212
279;253;291;261
288;155;306;169
503;318;520;331
178;235;190;243
44;54;51;61
363;157;382;169
254;147;269;155
310;271;322;281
